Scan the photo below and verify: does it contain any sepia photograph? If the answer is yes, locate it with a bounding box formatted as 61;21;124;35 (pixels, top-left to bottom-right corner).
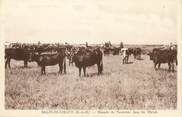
1;0;182;116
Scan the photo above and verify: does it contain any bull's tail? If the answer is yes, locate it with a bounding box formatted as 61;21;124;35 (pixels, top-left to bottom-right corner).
63;57;67;74
100;59;103;73
100;63;103;72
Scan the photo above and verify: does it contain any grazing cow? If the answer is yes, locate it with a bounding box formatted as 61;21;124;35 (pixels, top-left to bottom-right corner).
5;48;31;69
103;47;112;55
111;42;123;55
128;48;134;56
133;48;142;59
72;47;103;76
148;48;177;72
29;49;66;75
112;47;122;55
120;48;130;64
103;41;123;56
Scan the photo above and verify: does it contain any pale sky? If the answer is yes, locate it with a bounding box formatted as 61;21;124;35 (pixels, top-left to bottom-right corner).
2;0;179;44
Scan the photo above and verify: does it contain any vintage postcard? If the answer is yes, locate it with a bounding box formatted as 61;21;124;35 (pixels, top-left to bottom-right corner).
0;0;182;117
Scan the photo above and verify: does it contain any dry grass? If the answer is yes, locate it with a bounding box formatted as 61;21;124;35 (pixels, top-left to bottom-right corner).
5;54;177;109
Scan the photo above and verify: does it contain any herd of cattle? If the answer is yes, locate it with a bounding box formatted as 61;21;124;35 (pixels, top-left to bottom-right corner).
5;42;178;76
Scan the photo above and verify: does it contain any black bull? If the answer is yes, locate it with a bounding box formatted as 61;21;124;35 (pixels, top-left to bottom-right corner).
5;48;31;69
29;51;66;75
72;48;103;76
133;48;142;59
148;48;177;72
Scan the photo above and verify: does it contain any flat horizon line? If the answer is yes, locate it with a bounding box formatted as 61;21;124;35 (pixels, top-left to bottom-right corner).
4;41;175;46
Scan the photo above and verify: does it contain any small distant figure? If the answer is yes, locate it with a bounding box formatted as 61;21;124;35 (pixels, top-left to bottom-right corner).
65;42;69;45
37;41;41;48
120;41;124;48
108;41;112;47
38;41;41;45
169;42;175;51
104;41;112;48
86;42;88;47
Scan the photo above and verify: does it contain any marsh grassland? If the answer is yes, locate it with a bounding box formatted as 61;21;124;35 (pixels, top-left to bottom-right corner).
5;51;177;109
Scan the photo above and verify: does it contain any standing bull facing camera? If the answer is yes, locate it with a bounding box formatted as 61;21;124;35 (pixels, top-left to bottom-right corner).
72;47;103;77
